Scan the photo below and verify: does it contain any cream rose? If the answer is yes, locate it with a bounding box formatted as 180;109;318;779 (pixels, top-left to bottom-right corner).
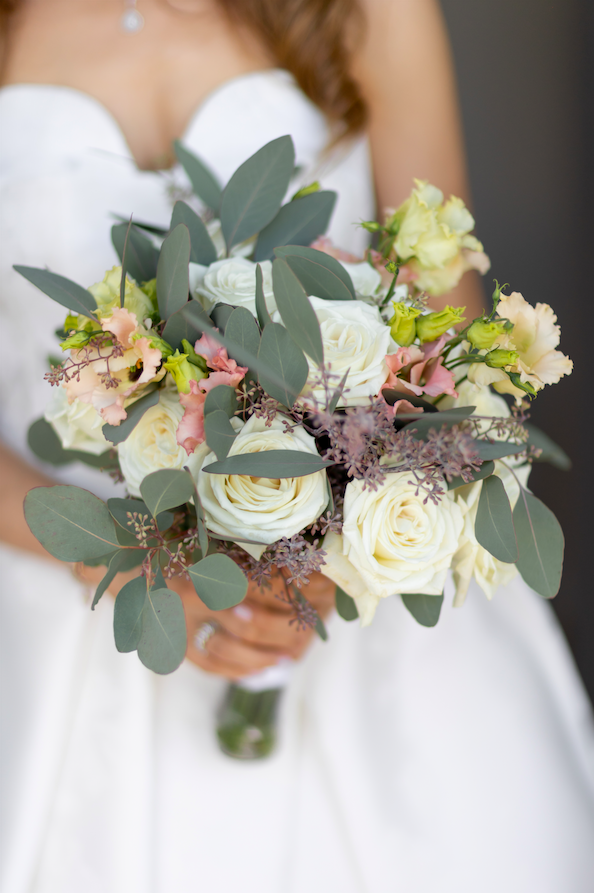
451;462;531;605
45;386;109;455
322;471;464;625
194;414;329;546
118;389;186;496
302;297;392;407
193;257;276;317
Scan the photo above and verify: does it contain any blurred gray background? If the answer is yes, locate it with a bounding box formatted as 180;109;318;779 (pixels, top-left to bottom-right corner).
441;0;593;697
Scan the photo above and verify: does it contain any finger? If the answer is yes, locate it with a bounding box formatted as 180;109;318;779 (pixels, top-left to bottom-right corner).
187;646;251;681
222;602;314;656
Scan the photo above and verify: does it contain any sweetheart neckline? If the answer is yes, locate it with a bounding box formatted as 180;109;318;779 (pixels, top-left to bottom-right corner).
0;68;291;172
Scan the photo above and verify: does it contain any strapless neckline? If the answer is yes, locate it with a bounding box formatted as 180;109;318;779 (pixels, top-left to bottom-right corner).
0;68;289;171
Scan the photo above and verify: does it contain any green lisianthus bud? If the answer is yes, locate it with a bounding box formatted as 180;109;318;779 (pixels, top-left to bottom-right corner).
388;302;421;346
467;318;508;350
135;331;174;359
485;348;519;368
292;181;320;200
416;305;466;343
360;220;383;233
181;338;208;373
163;350;203;394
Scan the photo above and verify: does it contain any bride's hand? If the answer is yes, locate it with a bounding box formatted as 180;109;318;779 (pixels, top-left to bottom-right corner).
171;570;336;681
74;563;336;681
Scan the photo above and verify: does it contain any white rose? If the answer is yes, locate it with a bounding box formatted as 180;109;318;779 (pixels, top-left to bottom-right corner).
339;261;382;297
452;462;531;605
193;257;276;317
303;297;392;407
45;386;109;455
194;414;329;546
118;389;186;497
206;218;255;260
322;471;464;625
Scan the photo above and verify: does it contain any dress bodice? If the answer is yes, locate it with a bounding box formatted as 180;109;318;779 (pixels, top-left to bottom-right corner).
0;70;374;494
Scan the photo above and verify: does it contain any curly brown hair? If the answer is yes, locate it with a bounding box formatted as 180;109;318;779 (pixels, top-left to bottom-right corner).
0;0;367;138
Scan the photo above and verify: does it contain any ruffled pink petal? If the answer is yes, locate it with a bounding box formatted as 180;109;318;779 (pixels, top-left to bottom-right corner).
194;330;227;366
101;307;138;348
421;335;450;361
419;358;458;397
177;380;206;455
133;337;162;383
201;368;247;393
64;361;102;405
99;396;127;425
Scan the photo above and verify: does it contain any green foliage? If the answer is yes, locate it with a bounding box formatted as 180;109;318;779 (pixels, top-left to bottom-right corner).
272;258;324;366
107;497;174;533
188;553;248;609
254;191;336;261
210;303;235;332
401;592;444;627
513;489;564;598
113;576;147;652
91;548;146;610
139;468;195;517
328;369;349;414
220;135;295;250
203;385;237;418
137;587;187;675
475;475;518;563
526;424;571;471
111;222;159;287
402;407;475;440
315;616;329;641
447;460;495;491
274;246;355;300
474;440;526;461
204;450;333;478
13;266;97;319
335;585;359;621
27;418;118;469
156;224;191;320
224;306;261;382
255;264;272;329
204;410;238;460
102;389;160;445
162;299;212;351
257;322;309;407
170;201;217;266
24;485;121;561
173;141;222;214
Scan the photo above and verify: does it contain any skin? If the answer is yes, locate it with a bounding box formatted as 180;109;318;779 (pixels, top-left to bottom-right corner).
0;0;484;679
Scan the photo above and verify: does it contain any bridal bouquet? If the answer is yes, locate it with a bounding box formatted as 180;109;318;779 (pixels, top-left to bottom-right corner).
17;136;572;756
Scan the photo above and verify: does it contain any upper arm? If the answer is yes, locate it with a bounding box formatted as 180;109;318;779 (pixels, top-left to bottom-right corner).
353;0;469;214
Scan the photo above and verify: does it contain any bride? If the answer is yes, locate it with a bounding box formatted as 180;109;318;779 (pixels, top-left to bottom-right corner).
1;1;593;890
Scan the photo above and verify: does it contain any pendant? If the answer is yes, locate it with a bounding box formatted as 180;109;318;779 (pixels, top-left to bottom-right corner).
120;9;145;33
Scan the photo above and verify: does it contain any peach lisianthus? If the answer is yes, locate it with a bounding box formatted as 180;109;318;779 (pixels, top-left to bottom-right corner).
468;292;573;400
381;337;457;400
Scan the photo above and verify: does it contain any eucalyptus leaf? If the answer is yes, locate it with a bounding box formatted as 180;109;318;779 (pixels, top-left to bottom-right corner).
140;468;195;517
258;322;309;407
401;592;444;627
272;258;324;366
28;418;118;469
474;440;526;461
402;407;475;440
137;587;187;674
112;222;159;285
224;306;261;381
14;266;96;318
188;553;248;609
24;485;120;561
254;191;337;261
210;302;235;332
156;223;191;320
447;460;495;491
328;369;350;414
118;218;133;307
204;450;334;478
203;385;237;418
475;475;518;563
112;214;167;237
335;585;359;621
220;135;295;249
315;616;329;641
170;201;217;266
255;264;272;329
513;489;564;598
384;392;438;412
102;389;160;445
274;246;355;300
92;548;146;610
204;410;238;460
526;423;571;471
113;575;147;652
162;299;212;350
174;140;222;214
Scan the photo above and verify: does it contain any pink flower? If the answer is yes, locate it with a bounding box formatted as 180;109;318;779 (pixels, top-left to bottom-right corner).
194;330;227;366
133;336;162;384
380;337;457;400
101;306;139;348
176;380;206;455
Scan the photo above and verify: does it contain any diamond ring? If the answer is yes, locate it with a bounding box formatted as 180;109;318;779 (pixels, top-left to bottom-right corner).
193;620;219;653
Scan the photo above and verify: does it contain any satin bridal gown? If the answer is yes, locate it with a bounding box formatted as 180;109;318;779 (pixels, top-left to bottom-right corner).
1;71;594;893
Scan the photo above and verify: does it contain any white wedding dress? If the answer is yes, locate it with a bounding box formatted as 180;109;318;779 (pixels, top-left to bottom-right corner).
1;71;594;893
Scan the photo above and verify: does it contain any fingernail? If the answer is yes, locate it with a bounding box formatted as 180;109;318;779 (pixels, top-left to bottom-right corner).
233;604;253;621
